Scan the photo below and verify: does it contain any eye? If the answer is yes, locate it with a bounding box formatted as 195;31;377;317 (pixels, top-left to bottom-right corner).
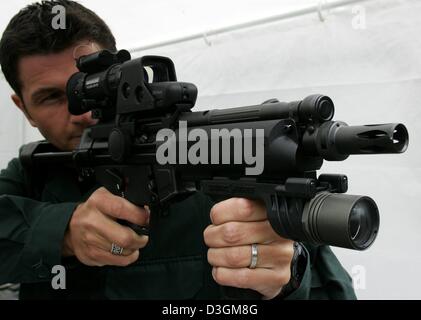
41;92;65;104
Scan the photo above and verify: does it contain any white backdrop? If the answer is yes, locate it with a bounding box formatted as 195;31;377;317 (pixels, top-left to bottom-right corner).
0;0;420;299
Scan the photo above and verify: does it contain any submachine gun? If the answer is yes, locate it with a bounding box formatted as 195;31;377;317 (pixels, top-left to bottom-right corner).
21;49;409;299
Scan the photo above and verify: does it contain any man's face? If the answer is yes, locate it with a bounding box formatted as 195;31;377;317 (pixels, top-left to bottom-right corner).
12;42;100;151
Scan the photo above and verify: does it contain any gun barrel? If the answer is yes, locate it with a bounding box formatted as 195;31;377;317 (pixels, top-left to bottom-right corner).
335;123;409;155
305;122;409;161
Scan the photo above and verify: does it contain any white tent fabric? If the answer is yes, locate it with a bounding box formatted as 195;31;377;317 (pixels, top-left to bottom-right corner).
0;0;419;299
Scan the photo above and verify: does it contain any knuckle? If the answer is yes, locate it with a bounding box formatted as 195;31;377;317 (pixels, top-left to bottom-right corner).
111;201;125;219
213;268;223;284
121;251;139;266
87;247;99;261
274;242;295;264
87;195;97;207
88;258;105;267
203;226;209;238
277;270;291;287
74;204;94;224
222;222;242;244
209;205;219;225
82;259;94;267
88;191;102;206
69;212;83;229
207;249;214;265
142;235;150;247
118;233;133;248
225;247;243;267
83;232;94;245
136;235;149;249
96;187;108;197
285;244;295;262
76;216;97;235
118;258;132;267
236;269;251;288
237;198;254;219
135;208;147;224
83;216;98;231
203;226;212;245
212;267;218;281
131;250;140;263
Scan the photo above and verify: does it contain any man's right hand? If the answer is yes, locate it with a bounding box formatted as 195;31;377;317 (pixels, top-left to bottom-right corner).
63;187;150;267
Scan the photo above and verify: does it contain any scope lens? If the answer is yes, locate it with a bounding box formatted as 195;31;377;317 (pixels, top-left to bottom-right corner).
317;99;334;121
67;72;86;116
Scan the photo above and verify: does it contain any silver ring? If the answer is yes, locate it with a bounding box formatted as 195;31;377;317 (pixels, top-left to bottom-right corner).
111;243;124;256
249;243;258;269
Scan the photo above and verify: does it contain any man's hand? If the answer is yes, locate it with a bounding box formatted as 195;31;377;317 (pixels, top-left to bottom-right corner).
63;187;150;267
204;198;294;300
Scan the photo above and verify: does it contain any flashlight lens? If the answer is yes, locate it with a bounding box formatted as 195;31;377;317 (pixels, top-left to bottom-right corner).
349;198;379;249
302;193;380;250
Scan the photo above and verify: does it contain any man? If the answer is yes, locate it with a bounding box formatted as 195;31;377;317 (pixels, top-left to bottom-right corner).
0;0;356;300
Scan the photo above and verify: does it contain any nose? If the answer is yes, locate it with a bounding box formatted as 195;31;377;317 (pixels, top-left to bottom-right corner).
71;111;98;127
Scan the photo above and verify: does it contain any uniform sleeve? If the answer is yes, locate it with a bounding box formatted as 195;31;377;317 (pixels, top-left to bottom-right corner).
0;158;77;285
285;243;357;300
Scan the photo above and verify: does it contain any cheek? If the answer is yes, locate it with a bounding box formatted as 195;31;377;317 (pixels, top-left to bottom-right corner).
31;106;71;135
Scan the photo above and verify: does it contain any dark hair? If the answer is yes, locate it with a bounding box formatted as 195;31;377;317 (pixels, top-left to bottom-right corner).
0;0;117;97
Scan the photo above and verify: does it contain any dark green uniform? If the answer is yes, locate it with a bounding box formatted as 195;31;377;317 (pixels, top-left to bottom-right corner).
0;154;357;300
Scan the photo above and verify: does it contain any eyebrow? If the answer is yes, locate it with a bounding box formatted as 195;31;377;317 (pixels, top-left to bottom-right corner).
30;87;64;103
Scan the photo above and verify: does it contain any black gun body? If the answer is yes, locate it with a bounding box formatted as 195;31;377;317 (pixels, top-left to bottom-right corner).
24;98;407;252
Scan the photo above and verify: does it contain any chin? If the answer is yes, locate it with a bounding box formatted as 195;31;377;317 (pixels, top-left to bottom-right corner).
63;138;81;151
70;139;81;150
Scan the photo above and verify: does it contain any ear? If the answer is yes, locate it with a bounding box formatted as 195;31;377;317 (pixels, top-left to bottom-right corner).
11;94;37;128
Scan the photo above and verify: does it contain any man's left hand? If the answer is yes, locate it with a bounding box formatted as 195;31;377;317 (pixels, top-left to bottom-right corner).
204;198;295;300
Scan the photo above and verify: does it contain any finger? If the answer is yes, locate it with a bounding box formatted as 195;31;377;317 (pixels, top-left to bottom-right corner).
92;188;149;226
92;213;149;250
210;198;267;225
207;242;294;269
85;232;136;257
89;247;140;267
212;267;290;298
144;205;151;225
204;220;280;247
